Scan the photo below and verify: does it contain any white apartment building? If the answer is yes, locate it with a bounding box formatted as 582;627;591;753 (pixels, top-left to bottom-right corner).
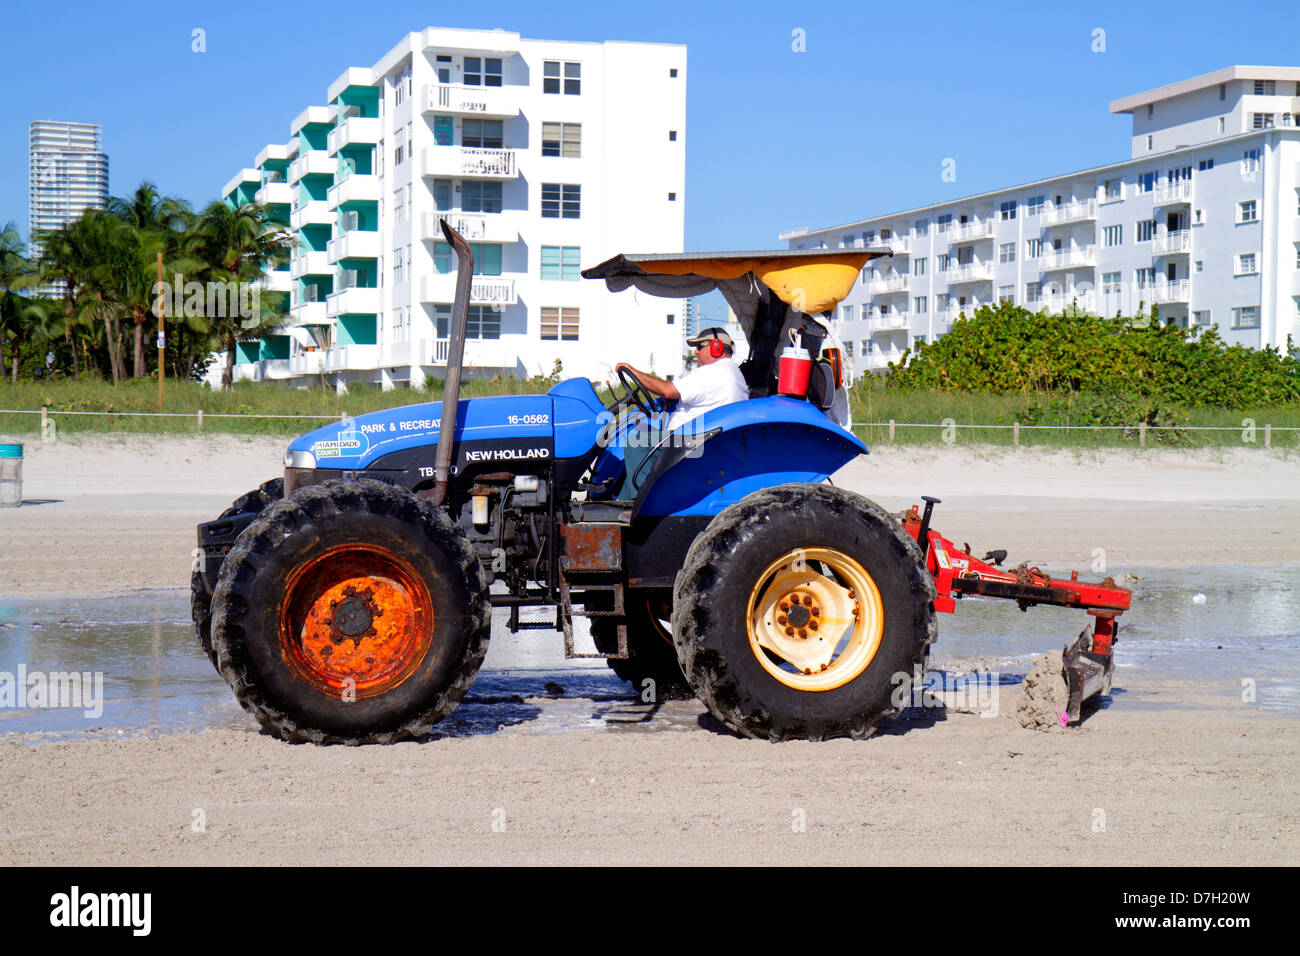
782;66;1300;371
28;120;109;268
222;27;686;390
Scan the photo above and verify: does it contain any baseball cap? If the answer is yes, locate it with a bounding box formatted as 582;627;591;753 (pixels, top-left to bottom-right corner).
685;327;733;349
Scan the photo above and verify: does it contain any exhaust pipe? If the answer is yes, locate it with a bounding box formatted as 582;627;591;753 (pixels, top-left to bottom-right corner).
427;220;473;507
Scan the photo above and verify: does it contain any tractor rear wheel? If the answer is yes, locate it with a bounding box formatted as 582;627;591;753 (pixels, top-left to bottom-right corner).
192;477;284;670
590;592;693;701
210;478;490;744
672;483;936;741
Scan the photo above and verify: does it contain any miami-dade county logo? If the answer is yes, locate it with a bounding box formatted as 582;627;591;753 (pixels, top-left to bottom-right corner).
312;427;369;460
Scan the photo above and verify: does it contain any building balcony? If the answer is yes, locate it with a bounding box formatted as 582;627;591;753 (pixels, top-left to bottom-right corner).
255;181;294;206
289;201;334;230
1148;279;1190;303
327;117;381;155
420;273;518;306
289;351;327;375
327;174;381;209
947;220;996;243
1153;181;1193;206
291;302;330;327
876;235;909;255
865;275;909;294
421;212;518;244
861;349;907;370
327;232;381;262
1042;199;1098;225
1038;246;1097;270
324;344;381;371
422;83;520;119
868;313;911;332
1152;230;1191;255
289;151;335;183
422;145;518;180
429;337;519;369
326;287;381;317
939;301;984;319
380;340;417;368
290;251;333;278
254;270;294;293
945;262;994;283
1038;292;1096;314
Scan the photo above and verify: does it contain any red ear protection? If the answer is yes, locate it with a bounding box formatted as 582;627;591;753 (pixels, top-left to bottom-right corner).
709;336;724;358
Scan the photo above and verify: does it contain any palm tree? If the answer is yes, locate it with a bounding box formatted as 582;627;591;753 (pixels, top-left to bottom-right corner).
185;202;292;388
0;223;43;382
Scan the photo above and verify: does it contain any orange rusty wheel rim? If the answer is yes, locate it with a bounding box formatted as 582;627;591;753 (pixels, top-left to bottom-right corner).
279;544;435;698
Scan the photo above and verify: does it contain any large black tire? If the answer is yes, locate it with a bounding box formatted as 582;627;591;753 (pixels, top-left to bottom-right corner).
672;483;936;741
192;477;284;670
590;591;693;701
210;479;490;744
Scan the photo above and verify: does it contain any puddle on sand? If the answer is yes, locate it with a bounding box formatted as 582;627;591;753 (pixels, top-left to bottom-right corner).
0;564;1295;742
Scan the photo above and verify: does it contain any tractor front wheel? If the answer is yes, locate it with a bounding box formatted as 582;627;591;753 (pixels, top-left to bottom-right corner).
210;479;490;744
672;484;936;741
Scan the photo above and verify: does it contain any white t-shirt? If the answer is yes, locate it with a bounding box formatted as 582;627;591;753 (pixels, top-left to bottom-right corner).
665;357;749;432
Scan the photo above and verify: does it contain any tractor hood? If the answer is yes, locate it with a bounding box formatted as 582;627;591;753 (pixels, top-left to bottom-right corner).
284;378;607;473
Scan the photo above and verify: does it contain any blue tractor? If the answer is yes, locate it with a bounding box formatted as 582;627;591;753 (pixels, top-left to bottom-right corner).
193;224;939;743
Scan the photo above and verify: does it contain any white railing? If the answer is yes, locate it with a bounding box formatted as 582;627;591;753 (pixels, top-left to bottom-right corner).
290;251;332;278
429;338;517;368
324;345;381;371
1041;199;1098;225
875;235;909;254
947;220;996;242
255;182;293;206
421;274;517;306
327;232;380;262
865;275;909;294
946;262;994;282
423;83;519;117
868;313;911;331
327;174;380;209
289;351;327;375
861;351;906;369
1039;292;1097;313
1149;279;1190;303
289;151;334;183
289;201;333;231
1153;180;1193;205
326;116;381;155
422;146;517;179
1039;245;1097;270
380;341;416;367
419;211;518;244
325;287;381;317
1152;230;1191;255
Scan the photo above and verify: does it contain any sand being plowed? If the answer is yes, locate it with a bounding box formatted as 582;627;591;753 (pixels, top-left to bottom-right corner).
1012;650;1069;730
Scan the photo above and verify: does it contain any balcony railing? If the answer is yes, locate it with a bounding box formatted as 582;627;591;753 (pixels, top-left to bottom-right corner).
326;117;381;155
865;275;909;294
323;344;380;371
327;232;381;262
255;182;293;206
861;350;906;370
1038;246;1097;270
1152;230;1191;255
1153;181;1193;205
289;350;327;375
947;220;996;242
430;337;518;368
325;287;381;317
422;146;518;179
421;212;518;244
422;83;519;118
867;313;911;332
327;174;381;209
1148;279;1190;303
289;201;333;231
421;273;518;306
945;262;994;283
875;235;909;254
288;151;335;183
290;251;333;278
1038;292;1097;314
1041;199;1098;225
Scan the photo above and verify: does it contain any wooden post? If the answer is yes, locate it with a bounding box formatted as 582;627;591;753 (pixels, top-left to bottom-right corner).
888;419;895;442
156;251;165;409
1264;424;1271;449
1139;422;1147;447
197;409;203;431
1013;421;1020;447
41;406;48;441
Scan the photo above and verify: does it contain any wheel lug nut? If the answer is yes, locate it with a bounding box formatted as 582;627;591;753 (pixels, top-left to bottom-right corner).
802;595;812;606
809;620;818;630
811;607;820;617
798;628;808;638
778;615;787;626
785;626;794;636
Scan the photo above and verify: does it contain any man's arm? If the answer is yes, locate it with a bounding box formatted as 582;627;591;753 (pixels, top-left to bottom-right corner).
615;363;680;402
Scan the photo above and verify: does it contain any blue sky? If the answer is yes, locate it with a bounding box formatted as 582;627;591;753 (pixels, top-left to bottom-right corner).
3;0;1296;259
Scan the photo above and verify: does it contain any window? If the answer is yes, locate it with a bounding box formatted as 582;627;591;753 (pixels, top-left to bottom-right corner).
435;54;452;84
914;218;929;235
1137;171;1156;193
542;122;581;157
392;246;404;284
669;68;678;78
1219;117;1226;134
956;246;973;266
540;306;580;340
393;128;406;166
1198;158;1214;171
462;181;503;213
541;245;581;280
392;187;406;225
999;242;1015;264
1102;271;1122;293
1000;200;1017;221
843;341;854;357
543;61;581;95
433;116;453;146
1231;306;1259;329
463;57;503;87
433;178;452;211
1193;310;1211;326
1242;148;1261;176
668;130;677;141
1219;83;1226;101
462;119;503;149
1137;220;1156;242
1254;80;1275;95
1253;113;1275;129
1104;225;1123;247
668;192;677;202
433;242;501;275
1238;200;1258;223
1195;260;1204;273
938;253;951;272
1194;208;1205;225
1026;238;1042;258
1168;165;1192;183
541;183;581;218
1026;195;1044;216
466;305;501;340
1025;281;1042;303
1103;178;1122;201
1135;267;1155;289
1147;135;1153;151
1147;104;1154;119
1237;253;1257;275
936;214;952;233
913;257;927;276
999;285;1014;304
914;296;928;313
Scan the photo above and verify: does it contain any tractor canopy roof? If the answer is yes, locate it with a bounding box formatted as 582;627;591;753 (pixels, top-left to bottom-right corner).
581;248;893;343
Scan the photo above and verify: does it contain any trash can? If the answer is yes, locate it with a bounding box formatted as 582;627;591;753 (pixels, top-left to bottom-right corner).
0;443;22;507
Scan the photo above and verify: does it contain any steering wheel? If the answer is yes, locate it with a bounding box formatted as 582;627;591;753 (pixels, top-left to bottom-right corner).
617;365;657;420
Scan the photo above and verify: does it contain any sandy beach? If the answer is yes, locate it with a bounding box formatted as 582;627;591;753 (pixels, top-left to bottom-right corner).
0;435;1297;865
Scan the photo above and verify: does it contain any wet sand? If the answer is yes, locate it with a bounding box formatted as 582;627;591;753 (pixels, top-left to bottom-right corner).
0;435;1297;865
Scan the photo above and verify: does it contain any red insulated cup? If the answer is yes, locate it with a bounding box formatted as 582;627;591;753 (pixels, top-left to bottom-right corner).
778;345;812;397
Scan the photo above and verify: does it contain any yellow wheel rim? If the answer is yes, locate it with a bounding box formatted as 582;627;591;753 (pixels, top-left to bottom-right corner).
745;548;883;692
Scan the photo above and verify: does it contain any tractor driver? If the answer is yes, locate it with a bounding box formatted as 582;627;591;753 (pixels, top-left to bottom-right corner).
615;327;749;433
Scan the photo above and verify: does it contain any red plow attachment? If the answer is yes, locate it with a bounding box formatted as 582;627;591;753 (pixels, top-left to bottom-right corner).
901;497;1132;724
